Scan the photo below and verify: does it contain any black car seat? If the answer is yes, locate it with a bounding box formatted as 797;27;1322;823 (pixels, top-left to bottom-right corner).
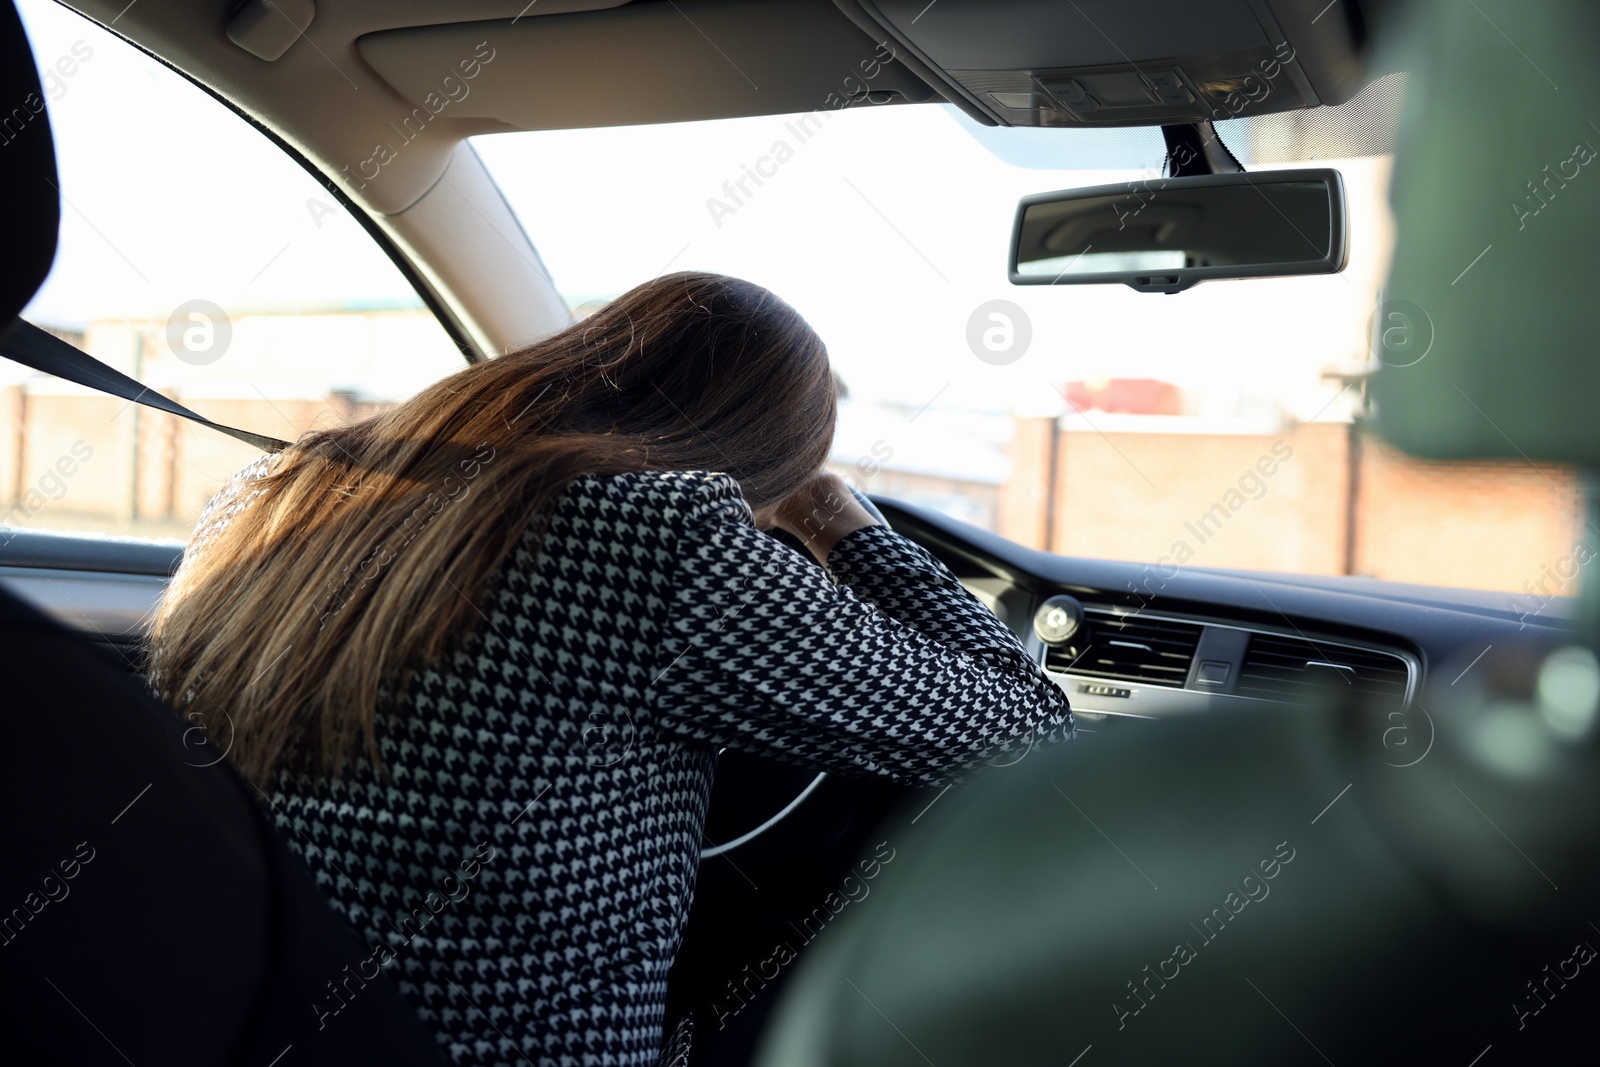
0;3;448;1063
754;680;1600;1066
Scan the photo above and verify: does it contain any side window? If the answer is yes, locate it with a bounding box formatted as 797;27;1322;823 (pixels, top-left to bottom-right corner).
3;0;465;542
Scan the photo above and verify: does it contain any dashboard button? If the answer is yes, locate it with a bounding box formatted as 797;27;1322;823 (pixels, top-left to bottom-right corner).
1033;595;1085;645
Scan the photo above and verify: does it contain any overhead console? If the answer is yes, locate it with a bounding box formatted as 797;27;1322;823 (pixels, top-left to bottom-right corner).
831;0;1369;127
352;0;1367;134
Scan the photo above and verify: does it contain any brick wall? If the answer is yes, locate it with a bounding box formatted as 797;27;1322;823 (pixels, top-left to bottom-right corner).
2;391;381;537
1352;434;1583;593
10;391;128;523
1003;418;1583;594
1000;418;1055;551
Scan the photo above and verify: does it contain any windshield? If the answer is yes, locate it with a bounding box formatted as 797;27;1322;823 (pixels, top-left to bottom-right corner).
476;83;1580;597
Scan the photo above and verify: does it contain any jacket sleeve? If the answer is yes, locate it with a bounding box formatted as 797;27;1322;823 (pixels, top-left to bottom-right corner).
647;478;1073;787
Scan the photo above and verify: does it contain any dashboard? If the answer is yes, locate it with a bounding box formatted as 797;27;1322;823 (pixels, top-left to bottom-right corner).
1028;596;1418;721
871;497;1574;731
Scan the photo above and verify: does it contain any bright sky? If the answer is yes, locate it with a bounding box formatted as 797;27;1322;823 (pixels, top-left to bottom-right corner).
17;0;1395;420
16;0;426;323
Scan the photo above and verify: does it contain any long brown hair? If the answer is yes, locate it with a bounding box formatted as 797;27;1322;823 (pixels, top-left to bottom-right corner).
148;272;836;788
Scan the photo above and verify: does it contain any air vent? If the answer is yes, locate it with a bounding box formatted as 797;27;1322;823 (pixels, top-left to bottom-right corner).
1237;634;1410;710
1044;608;1202;688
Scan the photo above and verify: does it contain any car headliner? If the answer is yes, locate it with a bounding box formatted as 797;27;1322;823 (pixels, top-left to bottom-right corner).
51;0;1394;360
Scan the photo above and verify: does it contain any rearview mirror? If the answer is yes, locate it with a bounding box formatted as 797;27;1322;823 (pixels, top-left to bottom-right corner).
1010;169;1347;293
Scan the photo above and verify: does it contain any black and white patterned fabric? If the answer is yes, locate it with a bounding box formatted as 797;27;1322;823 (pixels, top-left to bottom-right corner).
181;465;1073;1066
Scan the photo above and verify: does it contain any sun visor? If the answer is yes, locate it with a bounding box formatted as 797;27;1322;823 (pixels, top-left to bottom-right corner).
356;0;937;133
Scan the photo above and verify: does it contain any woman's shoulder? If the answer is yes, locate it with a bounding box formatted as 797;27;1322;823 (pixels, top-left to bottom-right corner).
187;451;285;557
502;470;753;582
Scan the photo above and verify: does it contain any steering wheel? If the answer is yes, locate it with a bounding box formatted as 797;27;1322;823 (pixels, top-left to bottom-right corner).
699;485;889;860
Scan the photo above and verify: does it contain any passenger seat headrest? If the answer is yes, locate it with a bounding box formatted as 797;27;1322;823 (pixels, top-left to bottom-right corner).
0;0;61;328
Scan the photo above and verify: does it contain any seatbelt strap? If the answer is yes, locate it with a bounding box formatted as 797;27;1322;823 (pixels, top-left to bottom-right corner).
0;317;291;454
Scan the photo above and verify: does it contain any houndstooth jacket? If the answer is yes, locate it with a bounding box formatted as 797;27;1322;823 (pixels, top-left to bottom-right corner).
183;462;1073;1067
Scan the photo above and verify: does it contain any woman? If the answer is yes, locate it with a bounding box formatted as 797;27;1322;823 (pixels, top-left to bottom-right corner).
149;272;1072;1067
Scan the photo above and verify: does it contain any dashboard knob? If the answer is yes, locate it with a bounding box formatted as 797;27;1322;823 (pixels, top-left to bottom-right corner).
1033;594;1085;645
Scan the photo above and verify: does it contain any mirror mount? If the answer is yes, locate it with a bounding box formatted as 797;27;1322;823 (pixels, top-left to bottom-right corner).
1161;121;1244;177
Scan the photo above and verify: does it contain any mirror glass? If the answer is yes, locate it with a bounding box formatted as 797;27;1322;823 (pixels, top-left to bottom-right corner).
1012;171;1345;291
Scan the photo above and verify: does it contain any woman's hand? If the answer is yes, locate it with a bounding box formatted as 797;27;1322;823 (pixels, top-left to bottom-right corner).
753;470;879;565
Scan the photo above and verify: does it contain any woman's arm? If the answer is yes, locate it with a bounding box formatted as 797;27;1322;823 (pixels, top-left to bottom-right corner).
751;471;877;564
649;477;1073;787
